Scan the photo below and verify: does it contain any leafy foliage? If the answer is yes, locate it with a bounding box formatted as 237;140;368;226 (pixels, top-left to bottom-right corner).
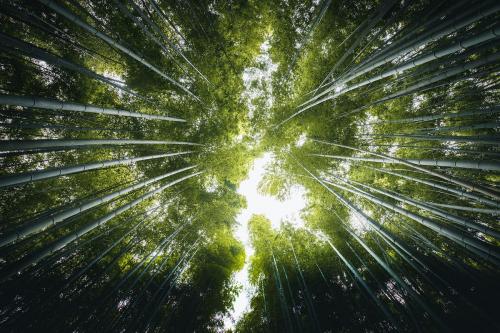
0;0;499;332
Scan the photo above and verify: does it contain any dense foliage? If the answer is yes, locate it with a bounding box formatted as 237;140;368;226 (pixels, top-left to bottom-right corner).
0;0;498;332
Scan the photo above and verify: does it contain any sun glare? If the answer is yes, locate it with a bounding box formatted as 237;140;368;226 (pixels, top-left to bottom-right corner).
223;152;308;328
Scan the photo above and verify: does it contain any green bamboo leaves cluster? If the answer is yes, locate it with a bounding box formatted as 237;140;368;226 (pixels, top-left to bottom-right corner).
243;0;499;332
0;0;252;331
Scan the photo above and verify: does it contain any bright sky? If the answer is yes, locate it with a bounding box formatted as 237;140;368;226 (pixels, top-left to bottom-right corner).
222;38;308;330
223;153;308;329
241;40;278;119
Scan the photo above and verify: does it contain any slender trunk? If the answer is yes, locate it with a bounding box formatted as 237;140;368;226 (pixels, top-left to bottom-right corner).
60;210;157;290
0;151;192;188
344;3;500;85
147;0;187;43
311;139;500;200
357;143;500;158
338;0;414;79
103;220;188;304
318;0;396;86
271;251;295;332
295;50;500;121
426;203;500;215
418;122;499;133
291;154;430;273
0;122;140;133
337;215;445;330
2;2;121;66
129;0;210;84
311;26;500;107
281;264;303;332
378;105;500;124
114;0;187;74
111;226;189;325
348;0;470;77
39;0;199;101
366;52;500;107
288;0;332;75
321;234;396;324
310;153;500;171
0;94;185;122
326;189;430;275
0;32;145;100
0;166;198;247
332;175;500;239
0;139;202;151
1;171;202;279
365;133;499;145
289;239;321;332
143;241;200;330
367;166;499;208
322;178;500;263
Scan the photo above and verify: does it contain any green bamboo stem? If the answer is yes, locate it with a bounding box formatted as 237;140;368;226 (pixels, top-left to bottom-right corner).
0;151;192;188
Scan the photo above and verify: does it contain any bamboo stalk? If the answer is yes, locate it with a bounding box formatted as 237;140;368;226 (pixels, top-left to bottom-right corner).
0;166;198;247
1;171;202;278
310;153;500;171
312;139;500;200
0;151;192;188
39;0;200;101
0;139;202;151
0;94;185;122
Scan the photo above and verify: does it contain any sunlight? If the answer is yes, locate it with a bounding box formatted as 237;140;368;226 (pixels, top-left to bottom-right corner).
241;39;278;119
224;152;308;329
237;153;307;231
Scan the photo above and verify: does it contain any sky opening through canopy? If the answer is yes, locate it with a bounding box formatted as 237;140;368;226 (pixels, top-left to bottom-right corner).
223;153;308;329
223;38;309;329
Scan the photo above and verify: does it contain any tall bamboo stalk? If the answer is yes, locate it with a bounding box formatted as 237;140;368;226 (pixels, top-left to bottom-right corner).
379;105;500;124
312;139;500;200
310;153;500;171
39;0;200;101
330;174;500;239
0;94;184;122
367;166;499;208
0;166;198;247
0;32;145;100
305;26;500;108
0;139;202;151
322;178;500;263
1;171;202;279
0;151;192;188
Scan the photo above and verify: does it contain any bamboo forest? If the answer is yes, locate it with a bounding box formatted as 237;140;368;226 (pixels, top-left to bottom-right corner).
0;0;499;332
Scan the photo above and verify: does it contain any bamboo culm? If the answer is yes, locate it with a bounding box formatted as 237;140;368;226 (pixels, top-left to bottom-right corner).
303;26;500;109
1;171;203;279
310;153;500;171
0;166;198;247
426;203;500;215
311;139;500;200
331;174;500;239
291;154;430;273
0;32;146;101
343;3;500;86
379;105;500;124
0;139;202;151
322;178;500;263
39;0;200;101
364;133;500;145
367;166;499;208
294;50;500;123
0;151;193;188
0;94;185;122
